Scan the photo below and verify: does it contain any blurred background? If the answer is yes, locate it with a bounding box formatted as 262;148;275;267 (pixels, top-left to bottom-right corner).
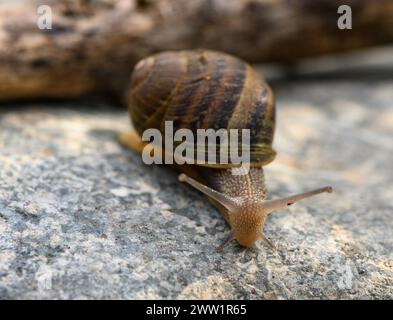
0;0;392;300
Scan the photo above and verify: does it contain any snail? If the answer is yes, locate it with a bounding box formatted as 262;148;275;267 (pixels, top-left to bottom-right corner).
119;49;332;249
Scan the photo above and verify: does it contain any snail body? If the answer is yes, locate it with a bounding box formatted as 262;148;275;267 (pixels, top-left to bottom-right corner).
121;50;332;248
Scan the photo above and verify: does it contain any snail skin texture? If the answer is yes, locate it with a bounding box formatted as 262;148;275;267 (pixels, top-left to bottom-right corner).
119;49;332;249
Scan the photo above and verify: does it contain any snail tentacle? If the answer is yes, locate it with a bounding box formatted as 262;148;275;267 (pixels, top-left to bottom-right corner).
258;186;333;215
260;235;276;251
178;174;241;212
217;229;236;251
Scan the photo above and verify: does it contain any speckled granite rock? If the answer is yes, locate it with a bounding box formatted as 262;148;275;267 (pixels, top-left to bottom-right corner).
1;77;393;299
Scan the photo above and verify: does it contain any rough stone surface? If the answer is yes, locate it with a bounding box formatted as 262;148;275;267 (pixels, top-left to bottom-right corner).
1;73;393;299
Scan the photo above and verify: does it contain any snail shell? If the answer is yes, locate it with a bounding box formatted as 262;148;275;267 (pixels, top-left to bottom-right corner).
128;49;276;167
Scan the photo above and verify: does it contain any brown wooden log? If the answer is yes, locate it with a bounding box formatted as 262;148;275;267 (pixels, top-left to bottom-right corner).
1;0;393;102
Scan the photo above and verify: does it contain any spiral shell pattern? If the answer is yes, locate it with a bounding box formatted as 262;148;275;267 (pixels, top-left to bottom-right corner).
128;50;276;167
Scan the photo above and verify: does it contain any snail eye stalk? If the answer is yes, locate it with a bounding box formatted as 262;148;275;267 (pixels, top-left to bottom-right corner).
257;186;333;214
178;174;241;212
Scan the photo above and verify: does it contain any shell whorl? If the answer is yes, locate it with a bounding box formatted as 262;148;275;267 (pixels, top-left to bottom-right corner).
128;49;276;167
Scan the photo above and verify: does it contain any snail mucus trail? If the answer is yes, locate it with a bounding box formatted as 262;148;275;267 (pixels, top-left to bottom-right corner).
119;49;333;249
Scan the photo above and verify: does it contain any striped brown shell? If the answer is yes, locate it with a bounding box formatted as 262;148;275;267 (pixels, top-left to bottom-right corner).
128;49;276;167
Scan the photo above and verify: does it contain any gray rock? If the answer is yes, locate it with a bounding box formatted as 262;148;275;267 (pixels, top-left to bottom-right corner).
1;77;393;299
